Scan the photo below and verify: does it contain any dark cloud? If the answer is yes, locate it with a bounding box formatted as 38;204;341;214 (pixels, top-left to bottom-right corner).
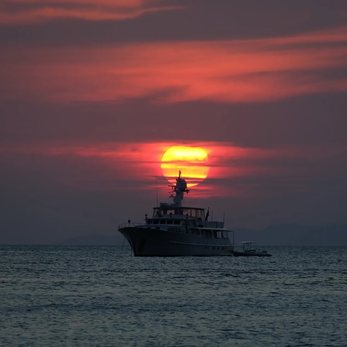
1;95;346;147
1;0;347;46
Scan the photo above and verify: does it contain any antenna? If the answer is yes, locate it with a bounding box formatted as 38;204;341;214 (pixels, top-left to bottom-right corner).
154;176;159;206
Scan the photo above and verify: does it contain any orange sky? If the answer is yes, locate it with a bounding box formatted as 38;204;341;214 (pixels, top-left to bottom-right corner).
2;26;347;103
1;1;347;242
2;140;345;201
0;0;180;24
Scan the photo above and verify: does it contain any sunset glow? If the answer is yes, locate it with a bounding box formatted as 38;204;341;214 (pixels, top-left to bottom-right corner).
161;146;209;187
0;0;180;24
2;25;346;103
1;0;347;247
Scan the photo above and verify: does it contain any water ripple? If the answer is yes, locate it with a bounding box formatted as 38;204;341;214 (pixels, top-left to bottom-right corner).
0;246;346;346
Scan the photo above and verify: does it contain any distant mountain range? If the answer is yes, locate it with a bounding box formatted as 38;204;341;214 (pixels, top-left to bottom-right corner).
233;223;347;246
59;224;347;246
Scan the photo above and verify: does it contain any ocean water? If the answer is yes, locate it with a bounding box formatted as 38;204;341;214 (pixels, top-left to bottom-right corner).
0;246;346;347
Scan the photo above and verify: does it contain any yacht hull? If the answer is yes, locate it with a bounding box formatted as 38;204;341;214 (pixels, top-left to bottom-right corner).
119;226;234;256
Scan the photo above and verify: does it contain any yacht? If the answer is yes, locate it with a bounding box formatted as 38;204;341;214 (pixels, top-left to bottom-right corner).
118;171;234;256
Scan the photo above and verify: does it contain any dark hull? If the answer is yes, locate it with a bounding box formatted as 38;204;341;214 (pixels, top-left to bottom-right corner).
119;226;234;256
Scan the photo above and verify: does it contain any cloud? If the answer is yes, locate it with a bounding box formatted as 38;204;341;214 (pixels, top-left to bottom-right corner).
3;140;345;198
0;140;268;182
0;0;181;25
1;26;346;103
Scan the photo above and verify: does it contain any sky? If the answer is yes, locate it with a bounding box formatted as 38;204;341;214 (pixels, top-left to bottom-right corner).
1;0;347;244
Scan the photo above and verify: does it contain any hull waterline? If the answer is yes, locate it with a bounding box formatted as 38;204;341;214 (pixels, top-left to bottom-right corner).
119;226;234;257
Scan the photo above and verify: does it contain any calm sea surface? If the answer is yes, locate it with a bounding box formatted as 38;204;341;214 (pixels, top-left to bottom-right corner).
0;246;346;347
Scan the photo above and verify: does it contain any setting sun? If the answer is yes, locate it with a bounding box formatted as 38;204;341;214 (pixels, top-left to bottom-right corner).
160;146;209;187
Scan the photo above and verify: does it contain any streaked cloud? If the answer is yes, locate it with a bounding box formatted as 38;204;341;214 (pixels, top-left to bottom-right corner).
0;140;272;183
0;0;181;25
2;26;346;103
3;140;345;198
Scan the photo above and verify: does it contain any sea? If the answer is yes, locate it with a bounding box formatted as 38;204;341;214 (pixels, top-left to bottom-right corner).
0;246;346;347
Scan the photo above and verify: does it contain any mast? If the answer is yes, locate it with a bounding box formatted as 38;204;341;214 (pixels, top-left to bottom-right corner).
170;170;189;207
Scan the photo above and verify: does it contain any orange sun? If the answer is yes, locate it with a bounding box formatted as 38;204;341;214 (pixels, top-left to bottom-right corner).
160;146;209;187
